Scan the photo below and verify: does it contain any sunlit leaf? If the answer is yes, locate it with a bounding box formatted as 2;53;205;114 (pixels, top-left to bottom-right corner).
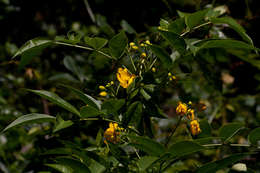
3;113;55;132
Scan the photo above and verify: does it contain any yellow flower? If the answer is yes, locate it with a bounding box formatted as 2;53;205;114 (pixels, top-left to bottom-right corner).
117;68;136;88
176;102;188;116
152;67;156;72
190;120;201;136
141;52;147;58
132;45;139;50
104;122;123;144
168;72;172;77
140;43;145;47
130;42;135;46
99;91;107;97
99;85;106;90
188;109;195;120
145;40;152;45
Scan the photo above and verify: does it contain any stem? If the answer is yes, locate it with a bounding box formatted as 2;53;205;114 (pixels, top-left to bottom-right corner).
54;41;114;60
83;0;96;23
129;55;137;72
202;143;252;147
149;58;157;70
180;22;211;37
165;117;182;147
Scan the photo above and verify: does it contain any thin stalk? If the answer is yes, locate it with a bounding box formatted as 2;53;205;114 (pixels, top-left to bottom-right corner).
165;117;182;147
54;41;114;60
180;22;211;37
202;143;252;147
83;0;96;23
149;58;157;70
129;55;137;72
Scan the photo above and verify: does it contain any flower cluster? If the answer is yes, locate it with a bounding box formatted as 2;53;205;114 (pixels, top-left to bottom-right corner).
98;81;114;97
176;102;202;136
104;122;124;144
168;72;176;81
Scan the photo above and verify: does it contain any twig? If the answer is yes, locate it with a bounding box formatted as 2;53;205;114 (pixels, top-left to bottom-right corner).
83;0;96;23
54;41;115;60
165;117;182;147
180;22;211;37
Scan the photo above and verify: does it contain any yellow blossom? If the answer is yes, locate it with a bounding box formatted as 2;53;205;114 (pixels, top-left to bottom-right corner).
99;85;106;90
140;43;145;47
99;91;107;97
117;68;136;88
104;122;124;144
168;72;172;77
190;120;201;136
189;109;195;120
130;42;135;46
176;102;188;116
141;52;147;58
171;76;176;80
145;40;152;45
152;67;156;72
132;45;139;50
110;81;114;85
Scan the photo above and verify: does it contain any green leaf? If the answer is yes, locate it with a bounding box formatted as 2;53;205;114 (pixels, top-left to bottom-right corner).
196;39;257;53
248;127;260;145
168;141;205;158
140;89;151;101
2;113;55;132
13;38;52;58
101;99;125;115
60;84;101;110
48;73;79;83
84;36;108;50
206;5;228;19
168;18;186;35
26;89;80;117
144;84;156;93
159;30;186;54
195;153;249;173
185;9;209;29
53;116;74;133
56;158;91;173
80;106;101;118
149;44;172;69
197;119;212;138
88;159;106;173
123;101;142;127
227;50;260;70
63;56;84;82
13;38;53;69
128;135;165;157
120;20;136;34
45;164;73;173
219;123;244;142
137;156;158;171
109;31;128;59
210;17;253;45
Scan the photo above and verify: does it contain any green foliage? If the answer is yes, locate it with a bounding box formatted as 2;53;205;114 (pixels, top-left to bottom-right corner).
2;113;55;132
26;89;80;116
1;1;260;172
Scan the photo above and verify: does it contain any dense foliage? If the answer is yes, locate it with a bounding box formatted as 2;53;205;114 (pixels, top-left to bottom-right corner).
1;0;260;172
